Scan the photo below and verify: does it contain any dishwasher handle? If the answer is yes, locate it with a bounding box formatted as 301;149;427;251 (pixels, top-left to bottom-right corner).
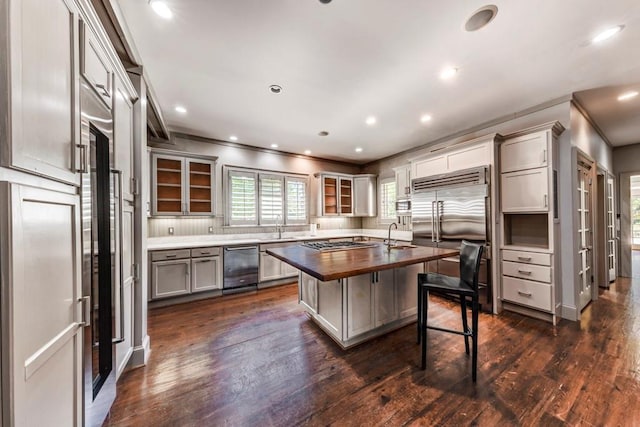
225;246;258;251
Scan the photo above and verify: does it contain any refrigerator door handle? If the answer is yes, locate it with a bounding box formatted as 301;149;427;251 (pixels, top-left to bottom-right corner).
431;201;436;242
436;200;443;243
111;169;125;345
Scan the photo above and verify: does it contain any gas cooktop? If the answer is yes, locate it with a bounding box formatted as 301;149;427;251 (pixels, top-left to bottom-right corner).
302;241;378;252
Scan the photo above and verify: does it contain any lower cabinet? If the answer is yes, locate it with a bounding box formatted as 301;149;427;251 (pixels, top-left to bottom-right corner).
150;247;222;300
300;272;318;314
396;263;424;318
315;278;343;338
347;274;375;339
375;270;397;327
259;243;299;283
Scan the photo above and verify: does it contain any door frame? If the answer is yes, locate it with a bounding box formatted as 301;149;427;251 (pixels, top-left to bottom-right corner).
594;167;608;289
575;150;597;313
619;171;640;277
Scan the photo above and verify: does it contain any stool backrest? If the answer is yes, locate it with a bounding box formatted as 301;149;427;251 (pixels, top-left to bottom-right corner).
459;240;484;291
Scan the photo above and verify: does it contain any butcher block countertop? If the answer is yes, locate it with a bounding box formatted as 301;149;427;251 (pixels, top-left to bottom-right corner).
267;243;459;282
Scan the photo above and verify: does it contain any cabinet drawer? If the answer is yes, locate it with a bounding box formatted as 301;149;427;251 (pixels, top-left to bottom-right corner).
502;276;552;311
502;261;551;283
502;249;550;266
191;247;221;258
150;249;190;261
81;24;112;105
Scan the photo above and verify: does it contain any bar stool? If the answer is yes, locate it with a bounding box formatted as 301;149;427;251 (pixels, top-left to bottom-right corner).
416;240;484;382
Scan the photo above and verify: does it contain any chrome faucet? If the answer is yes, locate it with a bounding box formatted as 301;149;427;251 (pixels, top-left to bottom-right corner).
386;222;398;251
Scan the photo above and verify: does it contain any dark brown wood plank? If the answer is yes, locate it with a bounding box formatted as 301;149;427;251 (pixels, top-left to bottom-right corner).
105;276;640;426
267;243;459;281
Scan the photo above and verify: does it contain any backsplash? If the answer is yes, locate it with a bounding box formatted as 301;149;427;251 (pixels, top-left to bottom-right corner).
362;216;412;232
148;216;363;237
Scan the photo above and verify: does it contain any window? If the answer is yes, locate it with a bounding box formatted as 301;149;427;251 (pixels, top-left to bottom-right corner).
260;175;284;224
380;178;397;222
226;167;308;226
286;177;307;224
228;170;257;225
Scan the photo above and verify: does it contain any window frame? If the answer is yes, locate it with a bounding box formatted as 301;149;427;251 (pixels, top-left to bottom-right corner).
379;177;397;223
225;166;309;226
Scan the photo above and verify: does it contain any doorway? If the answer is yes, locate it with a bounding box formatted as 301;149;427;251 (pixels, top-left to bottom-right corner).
632;175;640;277
577;157;594;311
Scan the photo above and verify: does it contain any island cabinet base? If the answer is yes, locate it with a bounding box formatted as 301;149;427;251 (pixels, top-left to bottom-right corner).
298;263;424;349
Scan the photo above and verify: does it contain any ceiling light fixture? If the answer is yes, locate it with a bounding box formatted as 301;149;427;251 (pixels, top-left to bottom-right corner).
304;150;312;155
269;84;283;94
271;144;279;148
355;147;363;153
618;91;638;101
229;135;238;142
420;114;432;123
365;116;377;126
174;105;187;114
592;25;624;44
150;1;173;19
464;5;498;32
318;131;329;136
440;67;458;80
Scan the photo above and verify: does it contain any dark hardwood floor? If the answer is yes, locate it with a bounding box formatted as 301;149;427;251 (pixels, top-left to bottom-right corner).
105;276;640;426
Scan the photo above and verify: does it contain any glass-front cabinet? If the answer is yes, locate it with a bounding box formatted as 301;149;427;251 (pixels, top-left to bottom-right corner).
151;151;216;216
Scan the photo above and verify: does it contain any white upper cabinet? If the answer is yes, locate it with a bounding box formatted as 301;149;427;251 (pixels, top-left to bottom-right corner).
80;20;113;107
394;165;411;199
113;75;135;202
412;138;493;180
412;155;447;179
501;167;549;212
500;131;548;173
4;0;81;185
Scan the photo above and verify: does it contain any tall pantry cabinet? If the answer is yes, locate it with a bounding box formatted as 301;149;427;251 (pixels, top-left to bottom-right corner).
498;122;564;324
0;0;140;425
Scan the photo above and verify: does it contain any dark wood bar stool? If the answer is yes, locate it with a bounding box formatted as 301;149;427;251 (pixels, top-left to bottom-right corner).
416;240;484;382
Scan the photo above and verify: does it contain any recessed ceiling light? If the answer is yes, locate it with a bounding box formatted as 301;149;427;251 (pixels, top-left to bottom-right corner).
618;91;638;101
440;67;458;80
318;131;329;136
229;135;238;141
365;116;377;126
174;105;187;114
420;114;432;123
465;5;498;32
304;150;312;155
592;25;624;44
150;1;173;19
269;84;283;94
355;147;363;153
271;144;279;148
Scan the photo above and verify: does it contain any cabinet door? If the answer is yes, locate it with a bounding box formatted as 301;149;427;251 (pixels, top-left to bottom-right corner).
316;279;343;339
346;274;374;339
447;142;491;172
396;263;424;318
7;0;81;185
152;154;185;215
259;252;283;282
299;272;318;314
80;21;112;107
413;155;447;180
501;167;549;212
113;76;135;202
500;132;548;173
186;158;214;215
116;203;135;378
191;256;222;292
353;176;376;217
151;259;190;299
395;166;411;198
339;177;353;215
322;176;338;215
374;270;397;327
1;183;83;426
282;262;298;277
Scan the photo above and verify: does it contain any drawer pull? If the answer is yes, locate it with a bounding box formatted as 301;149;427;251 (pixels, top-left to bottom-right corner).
517;269;532;275
199;252;211;255
517;290;532;297
165;254;177;258
517;256;532;261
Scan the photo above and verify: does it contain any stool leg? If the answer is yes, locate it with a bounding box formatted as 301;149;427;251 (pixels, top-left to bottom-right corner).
417;283;422;344
471;295;479;382
461;297;470;355
421;289;428;370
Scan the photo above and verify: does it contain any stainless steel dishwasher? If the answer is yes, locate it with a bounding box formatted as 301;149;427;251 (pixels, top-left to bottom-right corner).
223;245;259;293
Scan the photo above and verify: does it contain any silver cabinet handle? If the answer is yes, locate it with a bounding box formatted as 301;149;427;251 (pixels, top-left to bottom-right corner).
76;144;87;173
79;296;90;327
95;83;110;97
517;290;532;297
543;149;547;164
112;169;125;344
544;194;548;208
165;254;177;258
517;256;532;261
517;269;532;275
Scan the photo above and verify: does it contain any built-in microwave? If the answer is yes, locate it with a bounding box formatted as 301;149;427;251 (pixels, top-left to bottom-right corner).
395;199;411;215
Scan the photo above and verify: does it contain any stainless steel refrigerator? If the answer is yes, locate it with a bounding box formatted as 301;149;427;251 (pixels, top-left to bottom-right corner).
411;166;492;311
80;82;124;426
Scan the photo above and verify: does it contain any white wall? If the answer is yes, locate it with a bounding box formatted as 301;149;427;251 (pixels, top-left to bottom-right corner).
148;134;362;236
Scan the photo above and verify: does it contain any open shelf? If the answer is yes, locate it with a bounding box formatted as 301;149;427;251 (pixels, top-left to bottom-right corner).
503;213;549;248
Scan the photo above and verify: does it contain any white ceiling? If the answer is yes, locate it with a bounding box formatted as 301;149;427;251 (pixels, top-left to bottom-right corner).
116;0;640;163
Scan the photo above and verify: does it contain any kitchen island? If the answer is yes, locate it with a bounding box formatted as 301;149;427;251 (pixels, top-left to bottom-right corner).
267;243;459;348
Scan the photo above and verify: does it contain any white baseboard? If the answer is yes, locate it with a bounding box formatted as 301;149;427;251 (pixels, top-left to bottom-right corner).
127;334;151;369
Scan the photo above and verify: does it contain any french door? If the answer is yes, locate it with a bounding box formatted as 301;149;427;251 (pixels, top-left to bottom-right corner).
606;177;617;281
578;162;594;311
